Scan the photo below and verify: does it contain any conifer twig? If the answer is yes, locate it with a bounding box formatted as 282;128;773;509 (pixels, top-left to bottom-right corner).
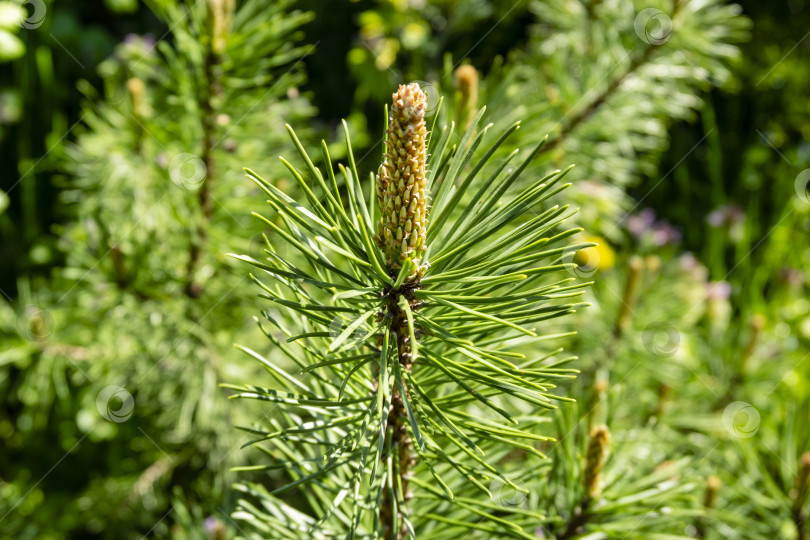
377;83;427;539
229;81;587;538
186;0;231;298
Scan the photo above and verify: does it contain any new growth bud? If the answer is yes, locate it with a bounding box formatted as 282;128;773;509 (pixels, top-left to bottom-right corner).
208;0;235;54
377;83;429;280
703;475;722;509
585;424;611;499
795;452;810;506
616;255;643;334
454;65;479;129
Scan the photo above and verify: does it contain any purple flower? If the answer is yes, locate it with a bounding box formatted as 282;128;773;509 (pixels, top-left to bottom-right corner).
678;252;709;283
780;267;804;288
122;34;156;54
707;205;745;228
204;516;225;538
706;281;731;300
626;208;680;246
651;221;682;246
142;34;156;50
626;208;656;239
679;252;699;271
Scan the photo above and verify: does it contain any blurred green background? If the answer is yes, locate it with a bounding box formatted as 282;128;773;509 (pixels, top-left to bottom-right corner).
0;0;809;538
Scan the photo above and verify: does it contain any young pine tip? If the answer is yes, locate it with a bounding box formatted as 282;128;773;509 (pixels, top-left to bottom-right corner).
377;83;429;282
585;424;611;499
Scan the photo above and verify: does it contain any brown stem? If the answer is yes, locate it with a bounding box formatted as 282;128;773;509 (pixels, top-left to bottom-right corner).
380;291;416;539
793;453;810;540
795;499;808;540
544;1;689;155
695;475;722;538
540;0;696;161
796;507;808;540
614;256;643;337
584;257;642;404
543;43;658;155
377;83;427;538
198;47;218;222
557;499;590;540
185;45;221;298
559;426;609;539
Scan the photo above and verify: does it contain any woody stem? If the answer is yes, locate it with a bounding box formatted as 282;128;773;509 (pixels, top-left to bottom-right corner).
380;294;414;540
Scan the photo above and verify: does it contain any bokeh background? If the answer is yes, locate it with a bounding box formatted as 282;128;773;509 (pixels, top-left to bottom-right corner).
1;0;809;538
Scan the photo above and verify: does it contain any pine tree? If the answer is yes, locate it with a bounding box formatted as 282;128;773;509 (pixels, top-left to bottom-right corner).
5;2;805;539
227;83;592;538
224;1;757;537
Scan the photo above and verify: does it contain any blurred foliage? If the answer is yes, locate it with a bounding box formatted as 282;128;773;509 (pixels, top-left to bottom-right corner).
1;0;314;537
0;0;163;289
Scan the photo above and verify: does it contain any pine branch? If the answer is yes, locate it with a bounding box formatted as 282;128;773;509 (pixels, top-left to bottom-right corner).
371;84;426;538
542;0;691;157
185;0;230;299
379;296;416;540
543;42;659;156
229;82;589;537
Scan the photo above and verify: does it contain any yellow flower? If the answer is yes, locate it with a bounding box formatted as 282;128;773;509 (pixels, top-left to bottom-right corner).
574;235;615;273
